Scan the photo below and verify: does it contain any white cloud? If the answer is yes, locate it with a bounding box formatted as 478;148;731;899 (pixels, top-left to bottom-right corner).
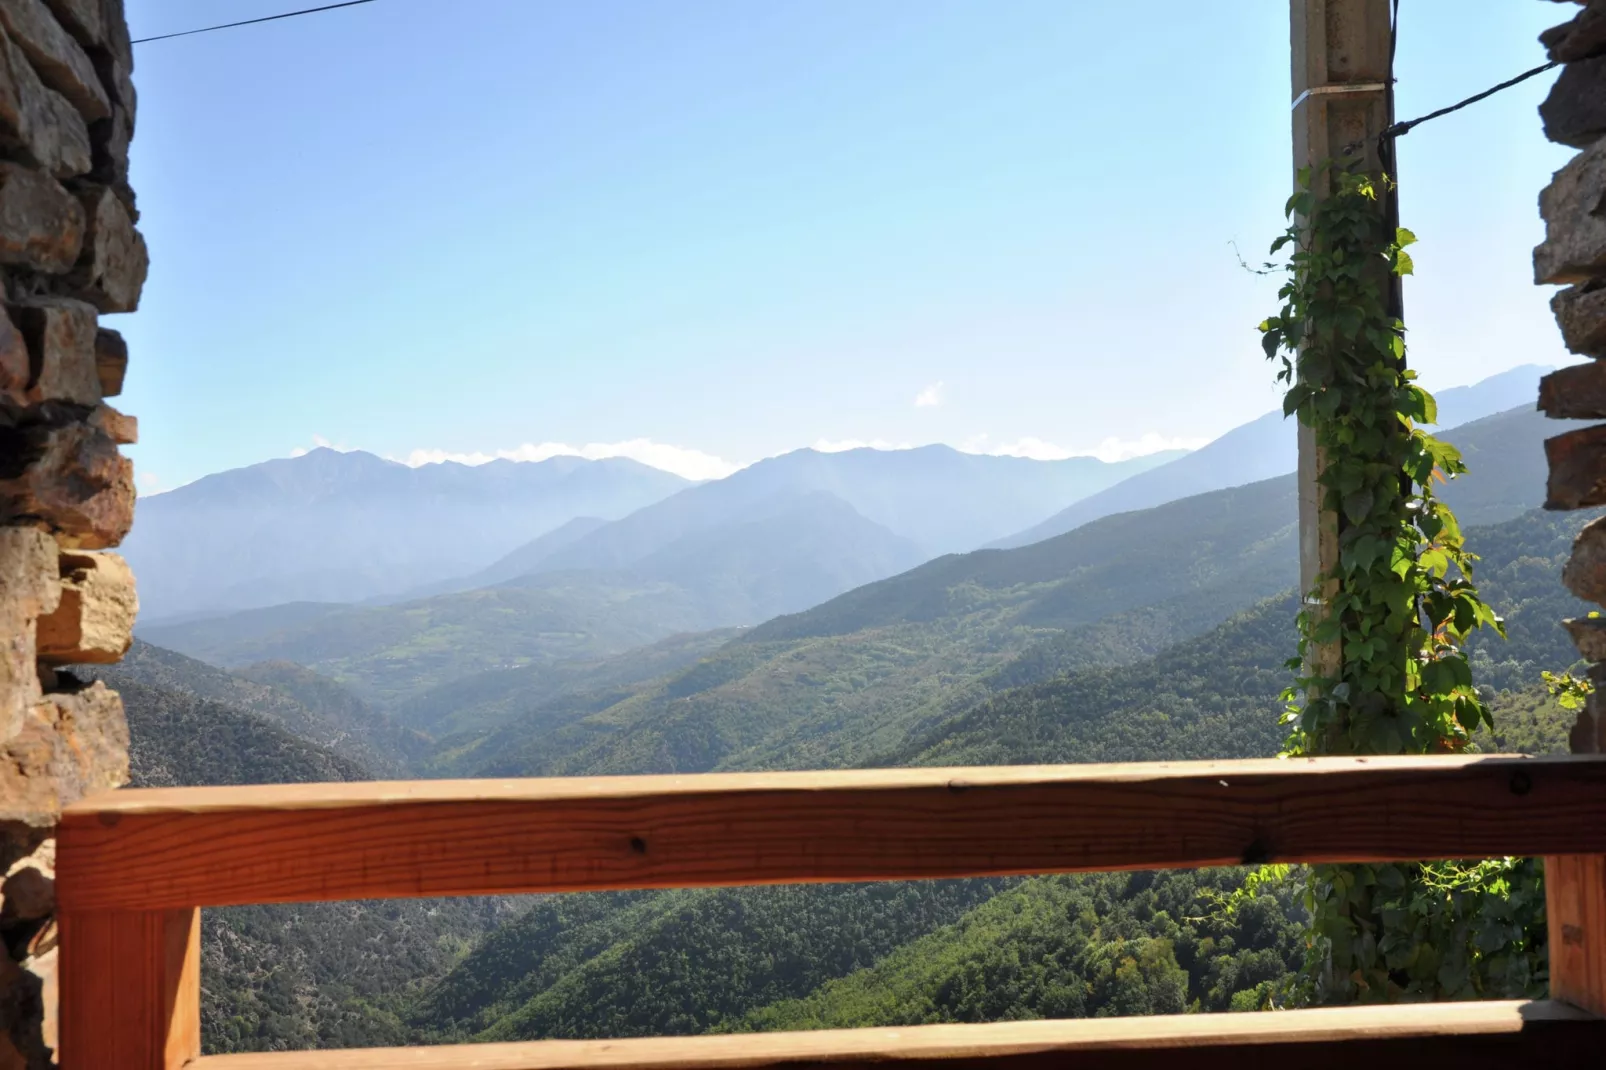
913;381;945;408
812;437;914;453
290;434;355;458
960;432;1208;464
136;471;165;496
397;439;742;482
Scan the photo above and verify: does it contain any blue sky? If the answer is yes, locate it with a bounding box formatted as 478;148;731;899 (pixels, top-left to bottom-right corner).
120;1;1574;489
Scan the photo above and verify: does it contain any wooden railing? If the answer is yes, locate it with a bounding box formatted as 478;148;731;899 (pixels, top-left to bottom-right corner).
54;756;1606;1068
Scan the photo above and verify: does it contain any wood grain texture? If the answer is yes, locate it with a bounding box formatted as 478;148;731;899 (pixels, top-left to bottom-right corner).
186;1001;1605;1070
1548;854;1606;1017
57;906;200;1070
55;756;1606;911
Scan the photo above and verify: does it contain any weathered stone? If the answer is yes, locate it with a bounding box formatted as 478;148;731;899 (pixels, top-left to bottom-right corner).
91;324;121;396
1565;515;1606;605
36;550;132;664
66;184;144;312
1541;361;1606;418
0;27;87;177
0;161;80;273
41;0;99;47
0;305;24;406
0;934;50;1070
1536;138;1606;285
1544;2;1606;62
0;526;56;741
0;838;52;920
89;45;127;116
86;400;130;443
1552;283;1606;357
13;297;97;406
97;0;128;73
1546;423;1606;508
0;416;133;548
1542;55;1606;148
0;680;126;825
1574;666;1606;752
0;0;109;121
87;99;128;207
1565;615;1606;660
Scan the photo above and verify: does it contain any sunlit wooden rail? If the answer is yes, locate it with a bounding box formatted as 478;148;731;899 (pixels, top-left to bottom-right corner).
54;756;1606;1068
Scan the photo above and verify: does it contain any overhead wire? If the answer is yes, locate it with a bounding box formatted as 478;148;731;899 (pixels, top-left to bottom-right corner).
132;0;377;45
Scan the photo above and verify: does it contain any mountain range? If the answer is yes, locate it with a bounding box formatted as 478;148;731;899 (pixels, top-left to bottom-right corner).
107;391;1585;1053
993;364;1550;548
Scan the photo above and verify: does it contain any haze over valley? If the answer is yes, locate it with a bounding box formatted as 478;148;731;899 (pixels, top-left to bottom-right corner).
104;364;1593;1051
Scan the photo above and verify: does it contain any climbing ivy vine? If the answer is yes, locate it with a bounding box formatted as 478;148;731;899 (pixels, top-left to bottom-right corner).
1256;161;1544;1002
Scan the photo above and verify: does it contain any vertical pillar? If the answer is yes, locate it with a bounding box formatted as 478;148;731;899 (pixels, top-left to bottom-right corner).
56;908;200;1070
1288;0;1394;683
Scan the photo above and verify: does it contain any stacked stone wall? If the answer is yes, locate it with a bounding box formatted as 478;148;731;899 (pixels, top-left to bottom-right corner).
1538;0;1606;752
0;0;142;1065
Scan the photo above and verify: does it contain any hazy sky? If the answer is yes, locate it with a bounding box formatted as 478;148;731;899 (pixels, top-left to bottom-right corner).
119;1;1574;489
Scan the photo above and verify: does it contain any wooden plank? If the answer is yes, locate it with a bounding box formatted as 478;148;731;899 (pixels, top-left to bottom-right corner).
55;756;1606;911
1548;854;1606;1016
1289;0;1393;684
57;906;200;1070
186;1001;1605;1070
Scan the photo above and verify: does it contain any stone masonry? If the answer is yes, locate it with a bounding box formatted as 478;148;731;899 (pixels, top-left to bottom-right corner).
0;0;143;1066
1539;0;1606;753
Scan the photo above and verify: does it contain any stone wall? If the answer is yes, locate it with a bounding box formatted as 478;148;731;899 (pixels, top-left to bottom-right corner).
0;0;143;1065
1539;0;1606;752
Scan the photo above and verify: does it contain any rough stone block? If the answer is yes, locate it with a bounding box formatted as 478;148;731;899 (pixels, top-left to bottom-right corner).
1567;616;1606;662
0;304;25;406
0;161;80;273
0;0;108;121
1541;361;1606;419
1552;284;1606;357
0;416;133;548
1544;1;1606;62
0;838;52;920
1536;138;1606;284
13;297;97;406
1543;55;1606;148
66;184;144;312
1546;423;1606;508
0;680;127;825
35;550;132;664
0;933;52;1070
86;401;130;443
40;0;99;48
0;526;57;741
92;325;121;396
97;0;128;73
0;27;86;177
88;98;128;202
1566;515;1606;605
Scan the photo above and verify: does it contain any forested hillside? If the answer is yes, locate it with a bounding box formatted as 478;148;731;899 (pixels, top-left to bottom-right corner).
106;658;520;1052
397;505;1593;1047
112;406;1591;1054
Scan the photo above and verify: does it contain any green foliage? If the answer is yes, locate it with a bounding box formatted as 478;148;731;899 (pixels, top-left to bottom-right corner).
730;871;1303;1031
1260;164;1502;755
1542;669;1594;711
1259;162;1535;1004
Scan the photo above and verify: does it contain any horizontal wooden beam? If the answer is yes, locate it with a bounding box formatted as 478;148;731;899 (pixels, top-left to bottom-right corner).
186;1001;1605;1070
57;756;1606;911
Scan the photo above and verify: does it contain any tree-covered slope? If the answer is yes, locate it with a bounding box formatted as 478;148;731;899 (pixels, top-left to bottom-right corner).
110;660;524;1054
734;871;1303;1030
406;505;1593;1045
140;577;720;707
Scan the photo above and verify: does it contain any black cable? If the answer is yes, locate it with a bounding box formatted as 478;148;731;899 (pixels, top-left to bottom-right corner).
1384;58;1559;140
132;0;378;45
